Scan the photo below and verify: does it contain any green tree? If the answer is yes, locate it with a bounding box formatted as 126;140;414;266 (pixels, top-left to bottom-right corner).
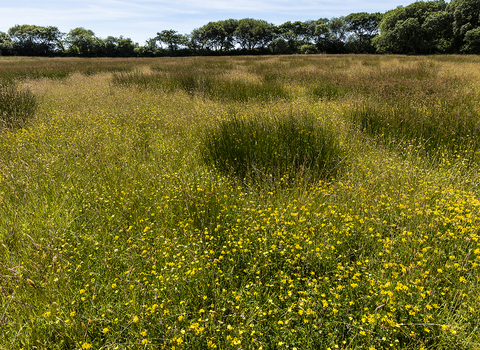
313;18;330;48
104;36;137;57
344;12;382;53
196;20;238;52
314;18;348;53
65;28;104;57
156;30;188;54
268;38;290;54
421;10;454;53
449;0;480;53
189;28;209;52
276;21;312;53
463;27;480;53
116;37;138;57
8;24;63;56
275;20;319;53
0;32;14;56
141;38;161;56
234;18;274;50
327;17;349;53
373;1;450;54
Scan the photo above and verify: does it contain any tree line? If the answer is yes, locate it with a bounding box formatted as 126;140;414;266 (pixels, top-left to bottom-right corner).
1;0;479;57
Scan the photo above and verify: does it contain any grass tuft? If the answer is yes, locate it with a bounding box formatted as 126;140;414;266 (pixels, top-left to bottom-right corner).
202;111;344;184
0;80;37;129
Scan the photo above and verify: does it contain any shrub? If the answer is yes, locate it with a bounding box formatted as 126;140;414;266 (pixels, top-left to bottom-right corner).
202;112;344;185
0;81;37;129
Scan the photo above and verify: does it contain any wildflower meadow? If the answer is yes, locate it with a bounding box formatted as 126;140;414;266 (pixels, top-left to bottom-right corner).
1;55;480;349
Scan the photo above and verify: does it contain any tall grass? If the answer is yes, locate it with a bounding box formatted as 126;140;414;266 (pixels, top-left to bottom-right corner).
2;55;480;350
0;80;37;129
349;95;480;155
0;57;145;80
202;111;344;184
112;67;289;102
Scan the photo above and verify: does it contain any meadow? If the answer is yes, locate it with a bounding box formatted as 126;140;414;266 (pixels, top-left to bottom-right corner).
1;54;480;349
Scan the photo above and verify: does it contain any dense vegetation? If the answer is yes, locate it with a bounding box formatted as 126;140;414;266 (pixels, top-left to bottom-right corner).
1;55;480;349
1;0;480;57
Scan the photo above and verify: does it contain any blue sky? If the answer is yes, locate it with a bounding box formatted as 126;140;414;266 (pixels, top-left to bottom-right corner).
1;0;417;45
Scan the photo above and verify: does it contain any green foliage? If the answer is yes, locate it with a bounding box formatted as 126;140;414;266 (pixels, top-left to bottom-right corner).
65;27;104;57
0;81;36;129
276;21;313;53
345;12;383;39
190;18;275;53
195;19;239;52
0;31;15;56
156;29;188;53
268;38;290;54
103;36;138;57
8;24;63;56
234;18;275;50
463;27;480;53
344;12;383;53
202;112;344;184
2;2;480;57
299;43;318;54
450;0;480;52
374;0;452;54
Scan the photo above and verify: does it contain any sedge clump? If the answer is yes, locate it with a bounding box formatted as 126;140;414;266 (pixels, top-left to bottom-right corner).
202;111;344;185
0;80;36;130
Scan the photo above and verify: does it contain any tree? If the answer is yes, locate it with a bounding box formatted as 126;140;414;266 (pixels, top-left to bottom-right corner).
196;20;238;52
8;24;63;56
104;36;137;57
301;20;320;43
234;18;275;51
463;27;480;53
104;36;118;56
421;10;454;53
326;17;349;53
313;19;330;46
116;37;138;57
0;32;14;56
344;12;382;53
276;21;303;53
449;0;480;53
272;20;323;54
65;28;104;56
373;0;450;54
313;17;349;53
268;38;290;54
156;30;188;54
189;28;209;52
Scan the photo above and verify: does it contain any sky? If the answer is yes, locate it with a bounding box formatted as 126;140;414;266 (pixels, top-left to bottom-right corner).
1;0;418;45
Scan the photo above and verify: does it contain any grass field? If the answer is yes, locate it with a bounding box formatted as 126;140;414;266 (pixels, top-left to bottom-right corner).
1;55;480;349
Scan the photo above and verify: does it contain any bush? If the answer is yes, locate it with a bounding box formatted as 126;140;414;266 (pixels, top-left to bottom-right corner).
299;44;318;54
0;81;36;129
202;112;344;185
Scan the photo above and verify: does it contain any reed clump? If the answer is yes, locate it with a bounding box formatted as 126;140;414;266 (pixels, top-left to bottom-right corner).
202;111;344;184
0;80;37;129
